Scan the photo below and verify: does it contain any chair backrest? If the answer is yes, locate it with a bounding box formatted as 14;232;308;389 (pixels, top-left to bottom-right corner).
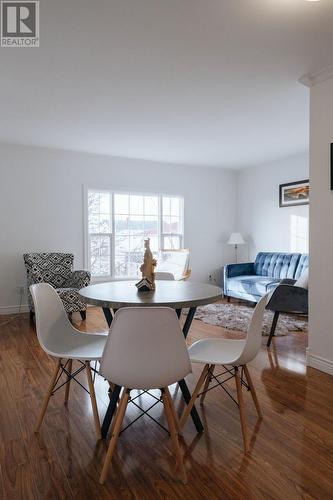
24;252;74;288
155;271;175;281
156;249;190;281
235;294;269;366
30;283;74;357
100;307;192;390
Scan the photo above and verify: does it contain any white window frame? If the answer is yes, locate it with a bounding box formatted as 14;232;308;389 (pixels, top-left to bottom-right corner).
83;186;184;281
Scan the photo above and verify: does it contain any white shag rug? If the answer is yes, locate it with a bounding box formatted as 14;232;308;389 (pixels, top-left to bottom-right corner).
193;302;308;336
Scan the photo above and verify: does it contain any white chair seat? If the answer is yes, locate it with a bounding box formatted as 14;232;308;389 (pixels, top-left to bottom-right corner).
188;338;246;365
45;330;107;360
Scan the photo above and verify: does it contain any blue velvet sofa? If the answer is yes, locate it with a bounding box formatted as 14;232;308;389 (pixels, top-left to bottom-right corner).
224;252;309;303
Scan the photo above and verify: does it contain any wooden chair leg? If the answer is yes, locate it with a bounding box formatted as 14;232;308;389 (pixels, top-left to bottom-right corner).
179;364;210;430
243;365;262;419
235;367;249;453
64;359;73;405
99;389;129;485
85;361;102;440
200;364;215;404
162;389;187;484
35;359;61;433
165;387;180;432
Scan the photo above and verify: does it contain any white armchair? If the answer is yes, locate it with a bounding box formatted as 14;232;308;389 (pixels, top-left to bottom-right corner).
155;249;191;281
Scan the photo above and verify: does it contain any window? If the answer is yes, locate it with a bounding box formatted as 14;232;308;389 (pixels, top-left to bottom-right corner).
290;214;309;253
86;190;184;279
162;196;183;250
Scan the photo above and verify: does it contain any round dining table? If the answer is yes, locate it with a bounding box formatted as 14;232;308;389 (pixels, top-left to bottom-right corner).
79;280;222;438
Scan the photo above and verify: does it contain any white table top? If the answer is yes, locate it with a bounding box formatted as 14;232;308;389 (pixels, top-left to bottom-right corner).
79;280;222;309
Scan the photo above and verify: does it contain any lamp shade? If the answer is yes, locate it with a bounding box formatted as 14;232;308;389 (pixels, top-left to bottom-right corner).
227;232;245;245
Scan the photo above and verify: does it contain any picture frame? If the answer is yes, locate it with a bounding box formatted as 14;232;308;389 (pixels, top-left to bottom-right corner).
279;179;309;208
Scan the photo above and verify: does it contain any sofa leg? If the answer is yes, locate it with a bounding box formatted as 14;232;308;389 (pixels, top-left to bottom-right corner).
227;296;230;303
267;312;280;347
80;310;87;321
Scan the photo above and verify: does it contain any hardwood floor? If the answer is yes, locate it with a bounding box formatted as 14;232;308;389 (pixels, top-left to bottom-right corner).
1;306;333;499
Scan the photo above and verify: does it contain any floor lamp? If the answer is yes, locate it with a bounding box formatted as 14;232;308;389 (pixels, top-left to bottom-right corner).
227;232;245;263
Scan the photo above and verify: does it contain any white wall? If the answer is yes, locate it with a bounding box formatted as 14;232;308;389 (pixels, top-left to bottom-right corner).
0;142;237;313
308;76;333;375
237;154;309;261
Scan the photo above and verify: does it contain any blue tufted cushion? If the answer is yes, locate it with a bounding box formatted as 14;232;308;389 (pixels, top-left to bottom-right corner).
227;275;281;297
254;252;301;279
294;254;309;280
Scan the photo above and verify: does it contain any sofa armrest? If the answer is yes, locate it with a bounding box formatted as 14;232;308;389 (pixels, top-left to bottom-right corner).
279;278;296;286
68;270;91;289
267;284;308;313
224;262;255;279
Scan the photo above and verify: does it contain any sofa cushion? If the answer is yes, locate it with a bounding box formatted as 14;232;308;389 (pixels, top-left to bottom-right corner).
227;275;281;297
295;269;309;289
254;252;301;279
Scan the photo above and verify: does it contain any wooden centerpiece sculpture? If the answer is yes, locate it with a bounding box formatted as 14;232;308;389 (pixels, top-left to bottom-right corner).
135;238;157;292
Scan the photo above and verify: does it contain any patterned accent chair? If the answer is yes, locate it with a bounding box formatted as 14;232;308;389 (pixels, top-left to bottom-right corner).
23;253;91;320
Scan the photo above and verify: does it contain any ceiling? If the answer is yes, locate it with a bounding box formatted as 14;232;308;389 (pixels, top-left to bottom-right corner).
1;0;333;169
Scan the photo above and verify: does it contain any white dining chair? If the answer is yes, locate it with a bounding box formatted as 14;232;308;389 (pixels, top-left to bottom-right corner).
98;307;192;484
30;283;107;439
156;249;191;280
155;271;175;280
179;294;269;453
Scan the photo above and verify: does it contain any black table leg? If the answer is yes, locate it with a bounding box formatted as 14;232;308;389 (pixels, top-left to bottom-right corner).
178;379;204;433
179;305;203;432
102;307;113;327
101;384;122;439
182;307;197;338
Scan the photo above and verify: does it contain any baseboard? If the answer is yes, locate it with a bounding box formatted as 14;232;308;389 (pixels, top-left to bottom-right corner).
307;352;333;376
0;304;30;315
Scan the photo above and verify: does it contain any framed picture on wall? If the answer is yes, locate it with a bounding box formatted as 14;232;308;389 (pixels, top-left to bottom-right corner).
279;179;309;208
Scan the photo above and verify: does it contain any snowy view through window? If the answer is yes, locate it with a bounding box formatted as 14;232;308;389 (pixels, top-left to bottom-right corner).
87;191;184;278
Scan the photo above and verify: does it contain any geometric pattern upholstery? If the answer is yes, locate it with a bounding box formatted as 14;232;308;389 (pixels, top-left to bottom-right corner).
23;252;91;314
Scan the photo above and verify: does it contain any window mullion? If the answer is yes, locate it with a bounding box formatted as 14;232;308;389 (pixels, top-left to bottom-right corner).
158;195;163;251
111;192;115;278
